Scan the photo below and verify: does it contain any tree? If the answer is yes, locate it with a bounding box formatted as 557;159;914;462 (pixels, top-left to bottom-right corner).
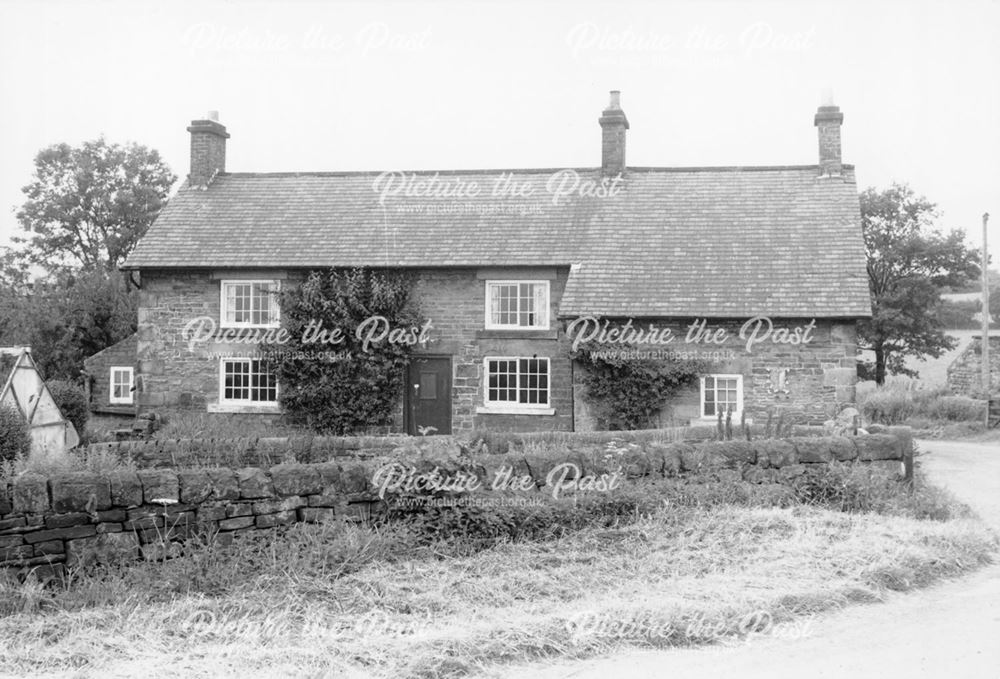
14;138;176;272
0;270;137;381
0;247;31;341
857;183;980;384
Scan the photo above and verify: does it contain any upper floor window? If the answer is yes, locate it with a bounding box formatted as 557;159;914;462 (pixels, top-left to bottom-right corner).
485;281;549;330
221;280;280;328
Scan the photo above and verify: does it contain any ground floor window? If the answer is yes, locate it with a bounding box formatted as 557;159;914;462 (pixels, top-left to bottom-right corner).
110;367;134;404
220;358;278;404
701;374;742;418
484;357;549;408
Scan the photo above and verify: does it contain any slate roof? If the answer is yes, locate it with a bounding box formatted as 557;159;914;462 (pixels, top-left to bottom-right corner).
82;333;137;371
124;166;872;318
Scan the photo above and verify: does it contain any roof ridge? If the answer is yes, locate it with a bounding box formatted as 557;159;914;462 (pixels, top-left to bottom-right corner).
213;164;855;179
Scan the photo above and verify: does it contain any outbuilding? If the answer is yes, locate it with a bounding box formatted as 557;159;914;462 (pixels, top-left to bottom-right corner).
0;347;80;454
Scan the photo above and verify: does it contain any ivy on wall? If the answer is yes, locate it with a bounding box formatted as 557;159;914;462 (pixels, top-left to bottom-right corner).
572;343;705;430
265;268;426;435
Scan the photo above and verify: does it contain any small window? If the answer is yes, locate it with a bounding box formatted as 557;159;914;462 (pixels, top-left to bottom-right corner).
484;357;549;408
220;280;280;328
219;358;278;405
485;281;549;330
701;374;743;418
110;367;134;405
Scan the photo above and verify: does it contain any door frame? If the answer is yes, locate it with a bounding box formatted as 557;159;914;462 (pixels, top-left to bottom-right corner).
404;354;453;436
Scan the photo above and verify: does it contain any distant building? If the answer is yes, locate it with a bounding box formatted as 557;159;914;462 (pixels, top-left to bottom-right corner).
947;335;999;395
82;333;138;415
1;347;80;453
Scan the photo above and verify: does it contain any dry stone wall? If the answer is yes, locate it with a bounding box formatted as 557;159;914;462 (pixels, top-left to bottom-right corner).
3;430;911;581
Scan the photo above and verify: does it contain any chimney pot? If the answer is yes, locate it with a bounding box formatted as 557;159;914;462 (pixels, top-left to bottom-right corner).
599;90;629;176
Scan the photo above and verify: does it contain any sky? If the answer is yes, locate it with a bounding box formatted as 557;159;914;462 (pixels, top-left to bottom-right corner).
1;0;998;260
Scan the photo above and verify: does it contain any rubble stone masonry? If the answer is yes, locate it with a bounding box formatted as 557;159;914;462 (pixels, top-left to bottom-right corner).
2;429;908;581
136;268;858;433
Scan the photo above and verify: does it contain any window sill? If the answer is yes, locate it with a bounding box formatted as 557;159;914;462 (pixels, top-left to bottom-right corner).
476;329;558;340
690;416;752;426
208;403;284;414
218;324;281;331
476;406;555;416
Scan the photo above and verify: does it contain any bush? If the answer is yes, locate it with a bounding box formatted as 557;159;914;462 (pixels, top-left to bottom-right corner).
792;462;971;520
572;342;704;430
0;404;31;462
858;389;914;425
46;379;89;438
378;482;669;547
267;268;425;434
860;382;987;426
915;394;986;422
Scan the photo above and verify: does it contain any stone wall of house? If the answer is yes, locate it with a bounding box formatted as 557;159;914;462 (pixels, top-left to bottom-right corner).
137;269;859;434
947;336;1000;395
136;267;575;434
573;319;858;430
83;334;138;414
2;429;909;581
137;269;227;411
411;269;573;433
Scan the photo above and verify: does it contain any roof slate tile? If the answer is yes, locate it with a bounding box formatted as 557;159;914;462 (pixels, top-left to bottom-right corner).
124;166;871;318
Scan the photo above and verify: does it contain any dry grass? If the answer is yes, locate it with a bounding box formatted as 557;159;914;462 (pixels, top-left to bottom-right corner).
0;499;994;679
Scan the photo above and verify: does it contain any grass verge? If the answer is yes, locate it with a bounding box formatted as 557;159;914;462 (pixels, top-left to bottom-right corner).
0;471;994;679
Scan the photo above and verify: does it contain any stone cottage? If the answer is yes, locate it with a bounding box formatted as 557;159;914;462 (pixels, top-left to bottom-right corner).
122;91;871;434
82;333;138;415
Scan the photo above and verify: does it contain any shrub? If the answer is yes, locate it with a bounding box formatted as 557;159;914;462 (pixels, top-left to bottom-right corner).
858;388;914;425
0;404;31;462
572;341;704;430
378;484;668;547
46;379;89;438
267;268;425;434
793;462;890;512
792;462;970;520
915;394;986;422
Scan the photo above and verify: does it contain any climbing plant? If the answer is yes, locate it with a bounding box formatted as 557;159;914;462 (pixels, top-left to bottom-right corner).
572;343;704;430
266;268;426;434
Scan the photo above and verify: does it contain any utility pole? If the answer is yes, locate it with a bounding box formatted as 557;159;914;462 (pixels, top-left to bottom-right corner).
983;212;991;398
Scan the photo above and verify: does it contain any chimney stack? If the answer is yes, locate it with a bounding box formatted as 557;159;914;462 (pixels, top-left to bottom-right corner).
814;96;843;176
599;90;629;176
187;111;229;188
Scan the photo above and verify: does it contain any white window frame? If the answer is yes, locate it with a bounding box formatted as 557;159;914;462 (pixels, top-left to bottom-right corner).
220;279;281;329
109;367;134;405
700;374;743;420
476;356;555;415
218;358;280;407
484;280;550;330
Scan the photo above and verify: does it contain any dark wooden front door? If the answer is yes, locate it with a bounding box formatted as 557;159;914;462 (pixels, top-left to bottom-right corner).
406;356;452;435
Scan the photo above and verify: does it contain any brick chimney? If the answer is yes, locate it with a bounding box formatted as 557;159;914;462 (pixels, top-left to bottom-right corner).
598;90;629;176
814;93;843;176
186;111;229;188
